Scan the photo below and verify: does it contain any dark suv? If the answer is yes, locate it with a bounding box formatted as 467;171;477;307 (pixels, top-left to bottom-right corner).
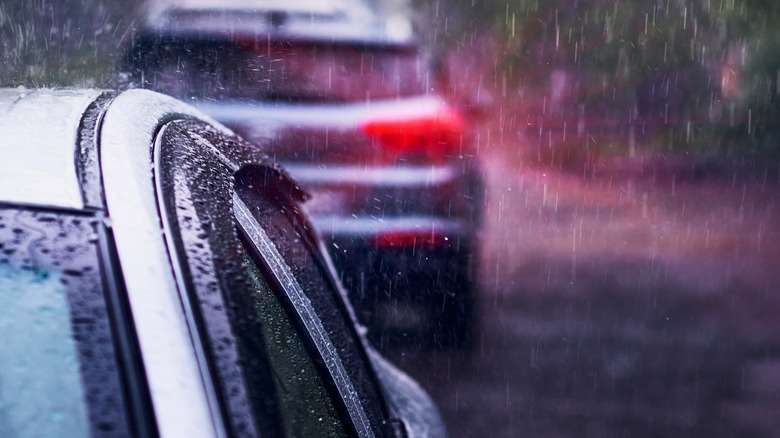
120;0;484;347
0;88;445;437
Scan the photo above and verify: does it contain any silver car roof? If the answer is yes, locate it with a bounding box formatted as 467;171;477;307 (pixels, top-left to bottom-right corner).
0;88;103;210
142;0;414;45
0;88;227;211
99;88;229;438
0;87;229;438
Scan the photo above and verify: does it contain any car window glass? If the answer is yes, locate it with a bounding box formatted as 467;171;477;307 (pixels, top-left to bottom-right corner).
156;121;353;437
237;236;348;438
233;166;390;436
0;208;132;438
0;265;88;437
130;39;427;102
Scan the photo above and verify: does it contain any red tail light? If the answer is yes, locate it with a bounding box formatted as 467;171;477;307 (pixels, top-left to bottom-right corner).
374;230;451;248
360;107;464;153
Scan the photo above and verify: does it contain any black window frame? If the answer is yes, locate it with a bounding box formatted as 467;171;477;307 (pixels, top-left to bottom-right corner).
0;203;156;438
153;119;394;437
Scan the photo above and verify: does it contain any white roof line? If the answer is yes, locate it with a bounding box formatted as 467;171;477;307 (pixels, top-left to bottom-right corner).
100;89;225;438
0;89;102;209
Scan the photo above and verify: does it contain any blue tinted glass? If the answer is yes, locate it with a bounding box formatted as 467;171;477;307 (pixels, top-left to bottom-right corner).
0;208;132;437
0;266;89;438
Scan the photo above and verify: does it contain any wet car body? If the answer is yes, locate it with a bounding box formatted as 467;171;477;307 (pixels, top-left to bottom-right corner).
0;88;446;437
121;0;484;348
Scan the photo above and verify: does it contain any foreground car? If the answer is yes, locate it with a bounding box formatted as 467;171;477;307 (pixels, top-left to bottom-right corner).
120;0;484;348
0;88;445;437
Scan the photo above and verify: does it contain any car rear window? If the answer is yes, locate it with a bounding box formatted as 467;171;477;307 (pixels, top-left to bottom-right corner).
127;37;429;103
0;208;133;438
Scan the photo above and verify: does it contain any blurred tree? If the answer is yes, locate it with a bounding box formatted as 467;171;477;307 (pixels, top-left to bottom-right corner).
501;0;725;157
717;0;780;158
414;0;780;162
0;0;140;87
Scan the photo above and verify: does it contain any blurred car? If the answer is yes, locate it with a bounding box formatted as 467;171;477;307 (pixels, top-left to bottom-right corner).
119;0;484;348
0;88;446;438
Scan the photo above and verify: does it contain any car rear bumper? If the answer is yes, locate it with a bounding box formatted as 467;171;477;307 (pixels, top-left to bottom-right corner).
322;228;476;331
297;159;481;334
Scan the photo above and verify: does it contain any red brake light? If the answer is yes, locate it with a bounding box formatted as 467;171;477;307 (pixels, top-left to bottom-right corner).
360;107;464;153
374;230;451;248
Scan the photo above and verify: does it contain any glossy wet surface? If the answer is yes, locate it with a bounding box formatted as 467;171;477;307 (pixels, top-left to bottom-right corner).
389;135;780;437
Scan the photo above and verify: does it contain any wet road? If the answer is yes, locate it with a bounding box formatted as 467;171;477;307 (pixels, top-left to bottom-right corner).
387;137;780;437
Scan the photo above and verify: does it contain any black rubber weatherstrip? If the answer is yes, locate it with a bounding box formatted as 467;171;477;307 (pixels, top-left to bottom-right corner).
77;94;159;438
95;210;159;438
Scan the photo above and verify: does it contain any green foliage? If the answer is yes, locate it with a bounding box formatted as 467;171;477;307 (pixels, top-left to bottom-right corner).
422;0;780;160
0;0;139;87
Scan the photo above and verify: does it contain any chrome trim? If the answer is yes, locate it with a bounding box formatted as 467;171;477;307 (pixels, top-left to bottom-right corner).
0;89;102;209
193;95;447;128
234;193;374;438
310;215;465;237
100;89;229;438
282;164;457;187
